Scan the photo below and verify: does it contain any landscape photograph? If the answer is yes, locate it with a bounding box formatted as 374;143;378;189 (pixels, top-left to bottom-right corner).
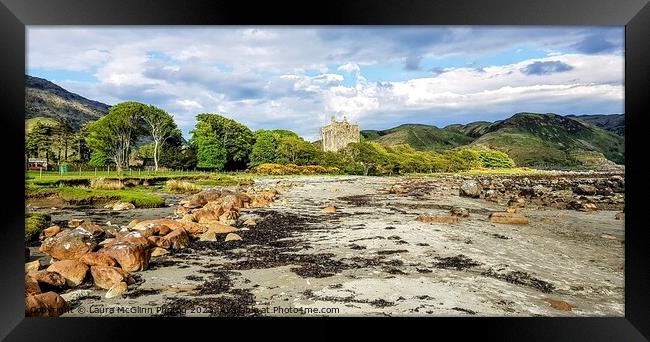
24;26;624;317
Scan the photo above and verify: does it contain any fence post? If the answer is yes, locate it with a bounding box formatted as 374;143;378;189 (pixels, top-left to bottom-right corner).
95;168;97;177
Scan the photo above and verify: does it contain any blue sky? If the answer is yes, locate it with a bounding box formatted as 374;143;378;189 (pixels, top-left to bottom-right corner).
27;26;624;140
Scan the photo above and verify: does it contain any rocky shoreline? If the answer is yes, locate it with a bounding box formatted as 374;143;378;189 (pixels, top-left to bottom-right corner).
25;172;625;317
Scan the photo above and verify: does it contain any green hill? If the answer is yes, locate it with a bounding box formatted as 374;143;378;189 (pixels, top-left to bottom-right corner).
362;113;624;167
25;75;110;131
566;114;624;136
361;124;474;151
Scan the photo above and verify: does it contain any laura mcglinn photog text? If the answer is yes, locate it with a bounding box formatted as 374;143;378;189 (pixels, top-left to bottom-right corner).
74;304;340;316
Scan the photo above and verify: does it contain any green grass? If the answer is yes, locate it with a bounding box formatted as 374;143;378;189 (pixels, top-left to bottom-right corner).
28;186;165;208
25;212;50;242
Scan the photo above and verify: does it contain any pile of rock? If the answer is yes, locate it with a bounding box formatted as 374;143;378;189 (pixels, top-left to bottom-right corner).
26;183;294;316
458;174;624;211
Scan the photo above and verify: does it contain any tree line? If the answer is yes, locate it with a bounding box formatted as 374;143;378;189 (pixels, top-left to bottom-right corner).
25;101;515;174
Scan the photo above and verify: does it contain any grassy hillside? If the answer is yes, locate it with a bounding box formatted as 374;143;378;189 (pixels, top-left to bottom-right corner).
567;114;624;136
361;124;474;151
363;113;624;167
25;75;110;130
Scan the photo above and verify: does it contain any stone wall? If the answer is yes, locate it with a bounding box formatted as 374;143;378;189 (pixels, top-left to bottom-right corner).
321;116;360;152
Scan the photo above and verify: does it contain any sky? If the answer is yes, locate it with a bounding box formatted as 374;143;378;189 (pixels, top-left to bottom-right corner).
27;26;624;141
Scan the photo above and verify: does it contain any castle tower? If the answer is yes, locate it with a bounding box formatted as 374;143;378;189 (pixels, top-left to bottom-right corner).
320;116;360;152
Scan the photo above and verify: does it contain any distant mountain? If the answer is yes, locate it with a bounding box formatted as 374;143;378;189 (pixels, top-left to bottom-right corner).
566;114;624;136
25;75;110;131
362;112;624;167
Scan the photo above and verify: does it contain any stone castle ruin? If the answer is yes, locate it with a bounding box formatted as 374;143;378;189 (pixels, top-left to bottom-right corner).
321;116;360;152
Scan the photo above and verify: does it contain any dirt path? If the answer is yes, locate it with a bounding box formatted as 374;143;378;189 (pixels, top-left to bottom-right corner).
54;175;624;317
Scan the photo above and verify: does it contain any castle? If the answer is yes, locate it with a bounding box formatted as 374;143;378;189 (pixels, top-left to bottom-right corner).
320;116;360;152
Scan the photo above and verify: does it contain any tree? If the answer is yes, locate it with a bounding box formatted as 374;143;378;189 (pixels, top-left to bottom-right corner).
25;122;54;166
249;130;279;167
192;114;254;170
191;120;227;170
140;105;178;171
86;102;145;171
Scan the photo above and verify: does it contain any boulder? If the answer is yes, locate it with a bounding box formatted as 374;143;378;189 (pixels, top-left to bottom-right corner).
243;218;257;226
127;219;141;228
545;298;573;311
39;227;98;260
132;219;206;235
219;208;240;222
159;228;189;249
416;215;459;224
150;247;169;257
25;292;67;317
105;282;128;298
90;265;133;290
30;270;67;288
615;212;625;220
78;222;105;238
175;205;192;216
79;252;118;267
68;219;85;228
198;230;217;241
388;185;409;194
46;259;89;287
25;275;41;297
459;180;481;198
193;205;225;223
112;202;135;211
25;260;40;273
118;231;153;247
61;289;92;302
450;207;470;217
322;206;337;214
489;212;529;224
225;233;242;242
204;222;239;234
43;225;61;238
99;242;152;272
575;184;597;196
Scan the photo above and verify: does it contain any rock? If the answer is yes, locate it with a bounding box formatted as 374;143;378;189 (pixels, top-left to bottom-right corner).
68;219;85;228
159;228;189;249
90;265;133;290
78;222;105;238
322;206;337;214
99;242;152;272
132;219;206;235
459;180;481;198
127;219;141;228
225;233;242;242
243;218;257;226
46;259;89;287
25;275;41;296
61;289;92;302
220;194;251;210
175;205;192;216
105;282;128;298
219;208;240;222
118;231;152;247
25;260;40;273
112;202;135;211
600;234;618;240
581;203;598;211
150;247;169;257
389;185;409;194
489;212;529;225
43;225;61;238
416;215;459;224
198;230;217;241
507;197;526;208
30;270;67;288
25;292;67;317
450;207;469;217
193;205;225;223
79;252;118;267
532;185;551;196
540;218;555;224
39;227;98;260
180;214;196;222
205;222;239;234
615;212;625;220
545;298;572;311
575;184;597;196
506;207;518;213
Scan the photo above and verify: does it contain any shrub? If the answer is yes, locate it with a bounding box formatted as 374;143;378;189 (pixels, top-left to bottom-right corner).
165;179;202;193
25;212;50;242
252;163;340;175
476;149;515;168
90;178;124;190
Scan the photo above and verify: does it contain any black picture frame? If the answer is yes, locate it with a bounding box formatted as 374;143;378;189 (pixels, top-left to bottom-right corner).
1;0;649;340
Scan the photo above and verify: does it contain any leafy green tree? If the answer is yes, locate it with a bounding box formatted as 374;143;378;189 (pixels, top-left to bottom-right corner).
249;130;279;167
192;114;254;170
192;120;227;170
86;102;146;171
140;105;179;171
88;150;112;167
25;122;54;166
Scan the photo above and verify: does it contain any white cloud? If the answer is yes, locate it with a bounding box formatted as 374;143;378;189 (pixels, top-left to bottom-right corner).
337;62;360;73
